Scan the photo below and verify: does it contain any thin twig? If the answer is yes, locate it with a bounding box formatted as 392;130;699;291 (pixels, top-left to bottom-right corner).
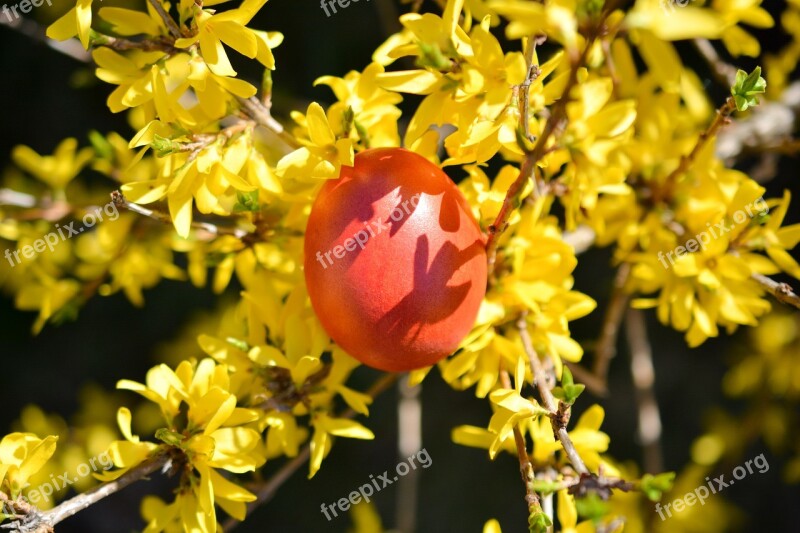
562;225;597;255
93;34;180;54
236;97;302;151
395;375;421;533
593;263;631;384
0;189;37;208
0;15;90;62
42;452;169;527
717;81;800;160
564;362;607;396
111;190;250;239
691;39;737;87
624;308;663;474
486;16;609;270
520;35;544;143
499;369;543;518
656;97;737;203
147;0;183;38
602;38;620;96
517;315;589;475
752;273;800;310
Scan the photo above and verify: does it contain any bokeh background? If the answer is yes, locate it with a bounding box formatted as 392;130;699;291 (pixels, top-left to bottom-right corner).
1;1;799;531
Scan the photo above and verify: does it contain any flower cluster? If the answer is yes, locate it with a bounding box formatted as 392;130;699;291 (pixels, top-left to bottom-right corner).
0;0;798;531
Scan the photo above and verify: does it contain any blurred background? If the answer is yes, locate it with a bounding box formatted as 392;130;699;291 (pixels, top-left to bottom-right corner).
1;0;799;531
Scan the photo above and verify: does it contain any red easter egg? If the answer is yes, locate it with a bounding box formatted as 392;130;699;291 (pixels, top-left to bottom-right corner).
304;148;487;372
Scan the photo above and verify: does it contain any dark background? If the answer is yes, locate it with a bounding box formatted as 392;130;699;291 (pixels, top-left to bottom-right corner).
1;1;798;531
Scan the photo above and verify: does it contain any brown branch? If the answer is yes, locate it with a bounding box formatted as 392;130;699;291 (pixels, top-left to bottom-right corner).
692;39;737;87
520;35;544;143
111;190;250;239
0;189;38;208
395;375;421;533
237;97;302;151
624;308;663;474
717;81;800;161
148;0;183;38
485;14;611;271
656;97;737;204
0;15;90;63
564;362;607;396
752;273;800;310
499;369;544;518
517;315;589;475
593;263;632;383
563;225;597;255
42;452;169;527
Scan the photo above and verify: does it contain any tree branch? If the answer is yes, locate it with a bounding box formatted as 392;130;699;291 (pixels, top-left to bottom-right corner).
752;273;800;310
656;97;737;204
236;97;302;151
624;308;663;474
485;14;612;271
517;315;589;475
691;39;737;87
111;190;250;239
395;375;421;533
0;16;90;63
147;0;183;39
499;369;544;519
717;81;800;161
42;452;169;528
592;263;631;384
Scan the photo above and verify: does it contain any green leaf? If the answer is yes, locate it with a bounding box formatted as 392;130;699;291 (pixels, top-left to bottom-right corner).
155;428;185;447
151;135;182;158
416;42;452;71
341;106;355;137
515;125;535;153
88;130;113;160
233;190;260;213
226;337;251;351
731;67;766;112
262;69;273;97
528;510;552;533
640;472;676;502
354;119;371;149
530;479;563;495
551;367;586;405
577;0;604;19
575;493;608;521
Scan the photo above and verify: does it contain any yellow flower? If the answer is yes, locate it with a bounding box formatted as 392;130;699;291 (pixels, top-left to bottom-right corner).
713;0;774;57
276;102;356;181
315;62;403;149
489;0;579;51
174;0;277;77
12;138;93;191
558;489;596;533
0;433;58;500
46;0;93;49
97;5;165;36
102;359;264;531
